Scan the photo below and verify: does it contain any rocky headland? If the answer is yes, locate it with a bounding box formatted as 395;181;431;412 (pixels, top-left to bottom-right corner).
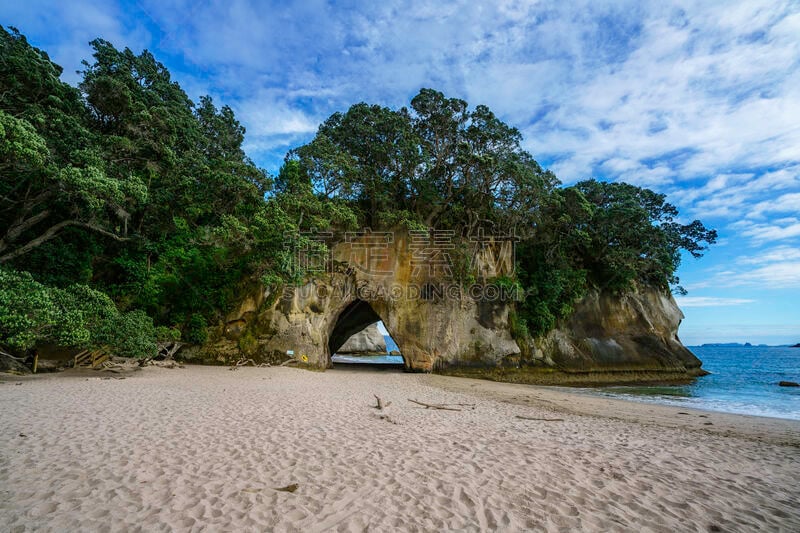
182;231;704;384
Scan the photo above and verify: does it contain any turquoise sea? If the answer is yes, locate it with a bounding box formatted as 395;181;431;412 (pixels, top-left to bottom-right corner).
335;340;800;421
589;346;800;420
330;335;405;365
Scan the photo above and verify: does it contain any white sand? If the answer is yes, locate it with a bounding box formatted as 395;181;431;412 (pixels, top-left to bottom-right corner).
1;365;798;532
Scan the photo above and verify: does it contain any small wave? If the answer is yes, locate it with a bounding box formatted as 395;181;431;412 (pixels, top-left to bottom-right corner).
594;390;800;421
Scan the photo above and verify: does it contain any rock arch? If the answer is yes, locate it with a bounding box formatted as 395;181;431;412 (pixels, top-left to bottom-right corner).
199;232;703;378
214;230;521;371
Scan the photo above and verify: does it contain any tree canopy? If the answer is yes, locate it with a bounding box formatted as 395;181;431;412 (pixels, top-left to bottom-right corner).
290;88;558;234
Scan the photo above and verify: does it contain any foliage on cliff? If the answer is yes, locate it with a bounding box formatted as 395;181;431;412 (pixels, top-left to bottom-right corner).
0;26;716;355
289;89;717;335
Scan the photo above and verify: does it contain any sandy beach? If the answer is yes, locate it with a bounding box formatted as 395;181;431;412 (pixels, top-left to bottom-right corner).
1;366;798;532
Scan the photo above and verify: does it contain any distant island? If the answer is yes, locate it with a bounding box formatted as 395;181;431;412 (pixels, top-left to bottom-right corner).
701;342;766;347
700;343;799;348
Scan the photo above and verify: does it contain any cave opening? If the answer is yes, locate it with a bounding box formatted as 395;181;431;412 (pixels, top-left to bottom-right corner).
329;299;404;369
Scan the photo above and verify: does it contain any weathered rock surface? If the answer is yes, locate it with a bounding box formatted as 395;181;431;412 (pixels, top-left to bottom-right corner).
0;352;30;375
537;285;704;375
203;230;703;378
336;323;387;354
206;231;520;371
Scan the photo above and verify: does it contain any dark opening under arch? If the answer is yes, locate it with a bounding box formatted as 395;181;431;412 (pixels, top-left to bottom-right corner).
328;299;382;355
329;299;404;368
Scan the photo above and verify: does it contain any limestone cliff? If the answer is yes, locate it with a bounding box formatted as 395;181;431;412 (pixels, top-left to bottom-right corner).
195;230;520;371
336;323;387;354
536;284;704;375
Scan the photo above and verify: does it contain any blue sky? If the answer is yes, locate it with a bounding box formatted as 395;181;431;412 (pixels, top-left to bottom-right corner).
2;0;799;344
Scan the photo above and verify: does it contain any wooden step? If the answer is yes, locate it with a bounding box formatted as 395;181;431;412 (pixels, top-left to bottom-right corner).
73;347;112;368
91;353;109;368
73;350;91;367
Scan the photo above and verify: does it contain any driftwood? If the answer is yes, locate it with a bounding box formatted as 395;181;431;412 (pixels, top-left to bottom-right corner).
138;342;183;367
157;341;183;360
408;399;462;411
0;348;25;360
228;356;271;370
148;360;184;369
0;348;31;375
230;358;254;370
374;395;392;410
515;415;564;422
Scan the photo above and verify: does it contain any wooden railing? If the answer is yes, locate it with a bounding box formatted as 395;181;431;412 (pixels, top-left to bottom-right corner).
73;347;110;368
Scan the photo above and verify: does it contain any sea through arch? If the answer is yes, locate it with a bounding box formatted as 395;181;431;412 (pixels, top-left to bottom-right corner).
328;299;405;368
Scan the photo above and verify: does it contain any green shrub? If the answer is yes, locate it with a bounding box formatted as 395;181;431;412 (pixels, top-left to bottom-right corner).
0;267;157;358
0;267;59;350
155;326;181;342
104;310;157;358
184;313;208;344
238;330;257;355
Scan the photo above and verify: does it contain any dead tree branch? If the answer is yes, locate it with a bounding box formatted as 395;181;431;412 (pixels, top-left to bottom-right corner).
374;395;392;410
408;399;462;411
515;415;564;422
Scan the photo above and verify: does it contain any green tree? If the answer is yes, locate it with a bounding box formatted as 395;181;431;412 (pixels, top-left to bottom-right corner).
0;28;143;264
291;88;557;235
571;180;717;292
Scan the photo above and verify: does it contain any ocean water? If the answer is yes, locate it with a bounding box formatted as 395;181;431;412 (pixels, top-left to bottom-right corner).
587;346;800;420
331;335;404;365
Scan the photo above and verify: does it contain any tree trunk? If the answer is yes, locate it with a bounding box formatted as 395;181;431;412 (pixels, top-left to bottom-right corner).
0;220;128;263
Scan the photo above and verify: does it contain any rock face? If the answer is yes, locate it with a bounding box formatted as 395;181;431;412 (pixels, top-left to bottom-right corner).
537;285;704;375
0;352;30;375
208;231;520;371
336;323;387;355
204;230;703;378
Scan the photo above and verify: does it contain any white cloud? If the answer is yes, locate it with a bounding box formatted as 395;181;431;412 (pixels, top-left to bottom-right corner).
739;245;800;264
736;218;800;243
751;192;800;216
724;261;800;288
236;93;319;137
700;244;800;289
675;296;755;307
